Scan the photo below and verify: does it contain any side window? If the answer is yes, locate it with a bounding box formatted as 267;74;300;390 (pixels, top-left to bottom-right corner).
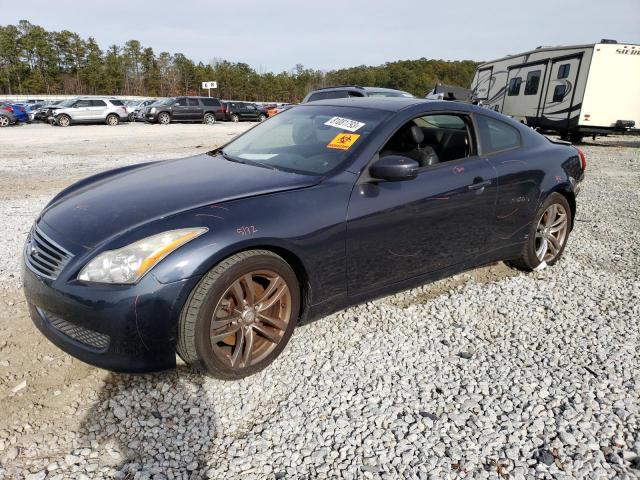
246;104;256;110
475;115;521;154
74;100;91;108
552;85;566;102
348;91;365;97
90;100;107;107
201;98;219;107
524;70;541;95
187;98;200;106
507;77;522;96
557;64;570;79
175;98;186;106
380;114;471;167
109;99;124;106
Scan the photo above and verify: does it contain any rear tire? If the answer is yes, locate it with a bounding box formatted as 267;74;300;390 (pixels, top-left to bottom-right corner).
203;113;216;125
258;114;267;122
231;114;239;123
158;112;171;125
177;250;300;379
507;192;572;271
106;114;119;126
0;116;9;127
56;115;71;127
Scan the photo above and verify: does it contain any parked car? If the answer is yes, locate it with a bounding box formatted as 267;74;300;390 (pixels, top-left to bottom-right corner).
22;98;585;379
50;98;129;127
223;101;268;122
143;96;224;125
0;108;17;127
268;104;294;117
126;99;157;121
302;85;415;103
1;102;29;123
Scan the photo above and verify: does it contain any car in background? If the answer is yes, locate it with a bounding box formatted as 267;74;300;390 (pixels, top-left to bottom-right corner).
1;102;29;123
32;100;65;122
0;108;17;127
126;99;157;122
24;103;46;121
223;101;268;122
143;96;224;125
266;104;293;117
50;98;129;127
302;85;415;103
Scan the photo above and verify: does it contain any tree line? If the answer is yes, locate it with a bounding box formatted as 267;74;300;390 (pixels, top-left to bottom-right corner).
0;20;480;102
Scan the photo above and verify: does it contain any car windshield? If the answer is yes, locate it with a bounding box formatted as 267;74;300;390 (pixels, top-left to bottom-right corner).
220;105;388;175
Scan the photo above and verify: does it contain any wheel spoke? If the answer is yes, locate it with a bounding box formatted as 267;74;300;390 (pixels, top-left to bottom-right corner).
547;234;560;255
230;329;245;367
241;328;255;367
240;274;256;306
257;276;283;304
536;238;548;260
210;316;239;330
545;205;557;226
258;313;287;331
257;282;288;312
210;323;240;343
230;280;245;304
253;324;281;344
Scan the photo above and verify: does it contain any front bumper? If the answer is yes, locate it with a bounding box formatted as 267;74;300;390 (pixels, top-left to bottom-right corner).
23;262;201;373
144;113;158;122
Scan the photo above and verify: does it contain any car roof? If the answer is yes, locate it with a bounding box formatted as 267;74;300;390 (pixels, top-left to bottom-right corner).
297;97;476;112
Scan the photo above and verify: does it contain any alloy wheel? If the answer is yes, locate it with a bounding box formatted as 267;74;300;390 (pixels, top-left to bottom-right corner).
57;115;70;127
159;113;170;125
107;115;118;126
209;270;292;369
204;113;216;124
231;114;239;123
0;116;8;127
535;203;568;262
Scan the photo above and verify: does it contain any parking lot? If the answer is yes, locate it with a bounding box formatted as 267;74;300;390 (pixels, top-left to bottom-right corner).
0;124;639;478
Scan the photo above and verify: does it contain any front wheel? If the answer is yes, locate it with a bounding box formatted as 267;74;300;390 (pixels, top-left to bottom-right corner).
128;112;136;122
177;250;300;379
106;114;119;126
158;112;171;125
507;192;572;271
56;115;71;127
258;114;267;122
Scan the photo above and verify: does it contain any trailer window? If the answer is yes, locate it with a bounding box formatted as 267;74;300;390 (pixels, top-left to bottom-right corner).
524;70;541;95
552;85;566;103
557;64;570;79
507;77;522;96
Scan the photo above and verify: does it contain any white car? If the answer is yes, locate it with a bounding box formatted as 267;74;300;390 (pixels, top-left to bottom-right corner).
50;98;129;127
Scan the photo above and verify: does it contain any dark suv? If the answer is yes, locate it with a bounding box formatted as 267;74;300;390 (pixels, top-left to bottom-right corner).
223;102;268;122
144;96;224;125
302;85;414;103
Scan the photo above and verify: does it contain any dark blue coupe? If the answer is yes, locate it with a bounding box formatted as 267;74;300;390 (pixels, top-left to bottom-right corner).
23;98;586;378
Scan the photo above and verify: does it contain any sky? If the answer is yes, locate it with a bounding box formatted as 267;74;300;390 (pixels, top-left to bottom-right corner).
3;0;639;72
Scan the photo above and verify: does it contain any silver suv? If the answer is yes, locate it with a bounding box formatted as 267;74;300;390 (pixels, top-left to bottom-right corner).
50;98;129;127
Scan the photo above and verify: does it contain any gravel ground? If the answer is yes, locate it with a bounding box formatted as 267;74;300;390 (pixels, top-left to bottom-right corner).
0;123;638;479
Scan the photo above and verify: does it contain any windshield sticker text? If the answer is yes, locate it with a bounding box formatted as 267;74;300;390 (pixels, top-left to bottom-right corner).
327;133;361;150
324;116;366;132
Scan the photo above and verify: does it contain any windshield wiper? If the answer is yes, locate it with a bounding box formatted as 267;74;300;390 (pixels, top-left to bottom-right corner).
220;150;278;171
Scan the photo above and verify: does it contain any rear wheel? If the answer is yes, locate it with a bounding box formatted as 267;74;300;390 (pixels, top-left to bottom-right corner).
106;114;119;126
177;250;300;379
258;114;267;122
203;113;216;125
507;192;571;271
158;112;171;125
231;114;240;123
0;116;9;127
56;115;71;127
128;112;136;122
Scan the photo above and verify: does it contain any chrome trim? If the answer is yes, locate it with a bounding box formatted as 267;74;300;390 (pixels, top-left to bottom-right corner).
24;224;74;280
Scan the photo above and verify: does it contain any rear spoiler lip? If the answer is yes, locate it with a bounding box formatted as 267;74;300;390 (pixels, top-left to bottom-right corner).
545;136;572;146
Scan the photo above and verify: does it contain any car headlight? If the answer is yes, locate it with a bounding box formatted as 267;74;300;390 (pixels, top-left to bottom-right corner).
78;228;207;284
150;107;157;114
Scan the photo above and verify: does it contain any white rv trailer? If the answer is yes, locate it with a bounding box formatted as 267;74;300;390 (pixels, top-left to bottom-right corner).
470;40;640;140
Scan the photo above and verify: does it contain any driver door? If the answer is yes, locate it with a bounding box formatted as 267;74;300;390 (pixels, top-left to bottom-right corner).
346;113;497;295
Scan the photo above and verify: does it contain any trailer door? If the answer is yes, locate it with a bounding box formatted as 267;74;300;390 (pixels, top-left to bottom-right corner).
540;54;583;131
474;67;493;101
502;63;547;126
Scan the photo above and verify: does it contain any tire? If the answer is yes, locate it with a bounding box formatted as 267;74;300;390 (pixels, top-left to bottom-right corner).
158;112;171;125
177;250;300;379
569;132;584;144
106;114;119;126
203;113;216;125
258;114;267;122
231;114;240;123
56;115;71;127
0;116;9;127
128;112;136;122
507;192;572;271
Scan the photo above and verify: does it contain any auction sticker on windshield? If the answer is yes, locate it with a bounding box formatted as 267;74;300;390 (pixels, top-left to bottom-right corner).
324;116;366;132
327;132;361;150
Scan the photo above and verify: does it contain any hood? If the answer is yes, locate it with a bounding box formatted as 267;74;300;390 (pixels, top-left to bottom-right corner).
40;153;320;248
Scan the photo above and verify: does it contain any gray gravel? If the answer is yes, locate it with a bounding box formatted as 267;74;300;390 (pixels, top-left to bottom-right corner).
0;129;638;479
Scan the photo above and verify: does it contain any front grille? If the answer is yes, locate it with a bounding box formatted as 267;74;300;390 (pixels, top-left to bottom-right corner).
44;310;110;350
24;225;73;280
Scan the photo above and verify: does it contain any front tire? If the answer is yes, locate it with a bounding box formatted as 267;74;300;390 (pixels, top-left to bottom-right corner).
508;192;572;271
258;114;267;122
158;112;171;125
177;250;300;379
56;114;71;127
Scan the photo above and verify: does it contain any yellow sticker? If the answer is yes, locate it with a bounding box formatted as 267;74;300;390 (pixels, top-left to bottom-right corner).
327;132;361;150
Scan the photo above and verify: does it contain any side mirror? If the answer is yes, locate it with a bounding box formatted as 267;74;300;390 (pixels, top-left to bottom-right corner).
369;155;419;182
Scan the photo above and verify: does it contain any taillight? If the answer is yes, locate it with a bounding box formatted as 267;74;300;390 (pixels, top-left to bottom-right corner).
2;106;11;112
220;104;226;113
19;107;25;112
575;147;586;171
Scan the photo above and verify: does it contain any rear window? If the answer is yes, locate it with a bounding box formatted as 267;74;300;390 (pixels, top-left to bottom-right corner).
307;90;350;102
90;100;106;107
476;115;521;154
201;98;220;107
187;98;200;106
110;100;125;106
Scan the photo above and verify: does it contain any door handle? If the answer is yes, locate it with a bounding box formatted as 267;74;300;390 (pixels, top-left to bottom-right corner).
468;178;492;191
